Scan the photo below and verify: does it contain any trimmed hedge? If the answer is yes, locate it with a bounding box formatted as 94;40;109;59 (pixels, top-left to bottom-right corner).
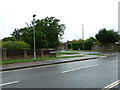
2;41;30;49
2;37;17;41
0;40;2;48
72;42;83;50
72;41;94;50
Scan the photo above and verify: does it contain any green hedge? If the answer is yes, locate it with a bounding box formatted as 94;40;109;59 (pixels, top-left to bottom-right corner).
72;41;94;50
0;40;2;48
2;41;30;49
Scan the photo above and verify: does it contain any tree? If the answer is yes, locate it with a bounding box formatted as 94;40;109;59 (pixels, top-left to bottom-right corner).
11;16;66;49
95;28;120;44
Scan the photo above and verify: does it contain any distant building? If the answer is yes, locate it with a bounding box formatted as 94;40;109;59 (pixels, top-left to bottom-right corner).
58;40;72;50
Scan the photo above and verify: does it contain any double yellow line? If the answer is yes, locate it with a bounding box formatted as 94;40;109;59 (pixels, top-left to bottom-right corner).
101;80;120;90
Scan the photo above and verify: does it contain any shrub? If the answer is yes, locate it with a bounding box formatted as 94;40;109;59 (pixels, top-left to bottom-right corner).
72;41;94;50
2;41;30;49
72;37;96;50
0;44;1;48
2;37;17;41
72;42;83;50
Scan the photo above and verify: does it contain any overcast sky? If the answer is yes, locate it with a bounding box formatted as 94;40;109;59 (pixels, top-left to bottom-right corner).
0;0;119;42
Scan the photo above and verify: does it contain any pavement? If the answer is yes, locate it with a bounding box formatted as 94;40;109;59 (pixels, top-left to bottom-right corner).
1;54;107;71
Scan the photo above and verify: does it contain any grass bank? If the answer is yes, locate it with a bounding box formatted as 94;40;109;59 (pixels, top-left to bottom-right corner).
65;49;120;52
56;52;80;55
1;55;85;65
65;50;93;51
86;53;105;56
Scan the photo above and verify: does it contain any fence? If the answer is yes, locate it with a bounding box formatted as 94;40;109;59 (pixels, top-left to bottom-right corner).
2;48;56;60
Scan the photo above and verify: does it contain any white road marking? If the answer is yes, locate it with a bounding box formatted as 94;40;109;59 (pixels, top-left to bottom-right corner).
61;64;98;73
101;80;120;90
1;59;99;73
0;81;20;86
111;61;117;63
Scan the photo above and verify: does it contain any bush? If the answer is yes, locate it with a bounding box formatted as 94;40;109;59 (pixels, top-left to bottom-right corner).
72;41;94;50
68;44;72;49
2;41;30;49
72;42;83;50
0;40;2;48
2;37;17;41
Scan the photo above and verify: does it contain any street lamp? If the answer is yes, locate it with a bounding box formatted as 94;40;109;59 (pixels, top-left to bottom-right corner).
82;24;84;50
33;14;36;61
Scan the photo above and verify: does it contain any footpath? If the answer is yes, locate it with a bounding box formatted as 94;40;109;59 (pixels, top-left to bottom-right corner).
1;54;107;71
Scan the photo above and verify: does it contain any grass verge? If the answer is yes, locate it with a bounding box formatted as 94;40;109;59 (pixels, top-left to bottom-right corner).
56;52;80;55
1;55;85;65
65;50;95;52
86;53;105;56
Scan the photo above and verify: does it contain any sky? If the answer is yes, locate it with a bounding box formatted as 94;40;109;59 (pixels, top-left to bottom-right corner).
0;0;119;42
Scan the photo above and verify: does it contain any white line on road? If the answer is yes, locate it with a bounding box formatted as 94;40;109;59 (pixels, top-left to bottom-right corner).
61;64;98;73
101;80;120;90
111;61;118;63
1;59;99;73
0;81;20;86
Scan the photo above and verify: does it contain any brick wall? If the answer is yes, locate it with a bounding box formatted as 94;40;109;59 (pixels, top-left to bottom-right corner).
91;44;120;51
2;48;56;60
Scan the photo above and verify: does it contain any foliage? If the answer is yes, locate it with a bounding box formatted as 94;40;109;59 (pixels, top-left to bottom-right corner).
2;41;30;49
95;28;120;44
2;37;17;41
85;37;96;50
72;42;83;50
72;37;96;50
0;40;2;48
68;44;72;49
11;16;66;49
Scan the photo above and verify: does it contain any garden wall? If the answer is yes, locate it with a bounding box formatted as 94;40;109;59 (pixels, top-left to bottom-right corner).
2;48;56;60
91;44;120;51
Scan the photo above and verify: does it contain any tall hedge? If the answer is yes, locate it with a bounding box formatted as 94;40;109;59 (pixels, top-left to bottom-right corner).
72;41;94;50
2;41;30;49
72;42;83;50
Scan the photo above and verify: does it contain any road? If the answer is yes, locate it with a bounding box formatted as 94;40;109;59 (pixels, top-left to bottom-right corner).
1;52;120;89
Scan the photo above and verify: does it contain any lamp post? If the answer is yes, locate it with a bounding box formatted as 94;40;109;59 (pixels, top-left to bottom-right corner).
82;24;84;50
33;14;36;61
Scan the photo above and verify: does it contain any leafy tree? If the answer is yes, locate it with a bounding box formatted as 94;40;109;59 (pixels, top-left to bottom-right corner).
11;16;66;49
95;28;120;44
2;37;17;41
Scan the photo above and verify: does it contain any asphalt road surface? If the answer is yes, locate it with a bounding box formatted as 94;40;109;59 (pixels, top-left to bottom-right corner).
1;52;120;89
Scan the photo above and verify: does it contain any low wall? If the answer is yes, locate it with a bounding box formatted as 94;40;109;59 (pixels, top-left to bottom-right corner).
2;48;56;60
91;44;120;51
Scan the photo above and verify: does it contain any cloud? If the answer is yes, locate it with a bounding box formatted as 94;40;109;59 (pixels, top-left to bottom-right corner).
0;0;119;41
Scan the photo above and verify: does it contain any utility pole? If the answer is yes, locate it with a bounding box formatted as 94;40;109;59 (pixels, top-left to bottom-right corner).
33;14;36;61
82;24;84;50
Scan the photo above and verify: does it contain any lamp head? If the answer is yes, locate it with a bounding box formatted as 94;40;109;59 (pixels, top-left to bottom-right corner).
33;14;36;17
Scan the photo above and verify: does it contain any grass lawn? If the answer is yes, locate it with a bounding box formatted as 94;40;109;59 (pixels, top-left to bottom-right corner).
86;53;105;56
65;49;120;52
56;52;80;55
1;55;85;65
65;50;95;51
